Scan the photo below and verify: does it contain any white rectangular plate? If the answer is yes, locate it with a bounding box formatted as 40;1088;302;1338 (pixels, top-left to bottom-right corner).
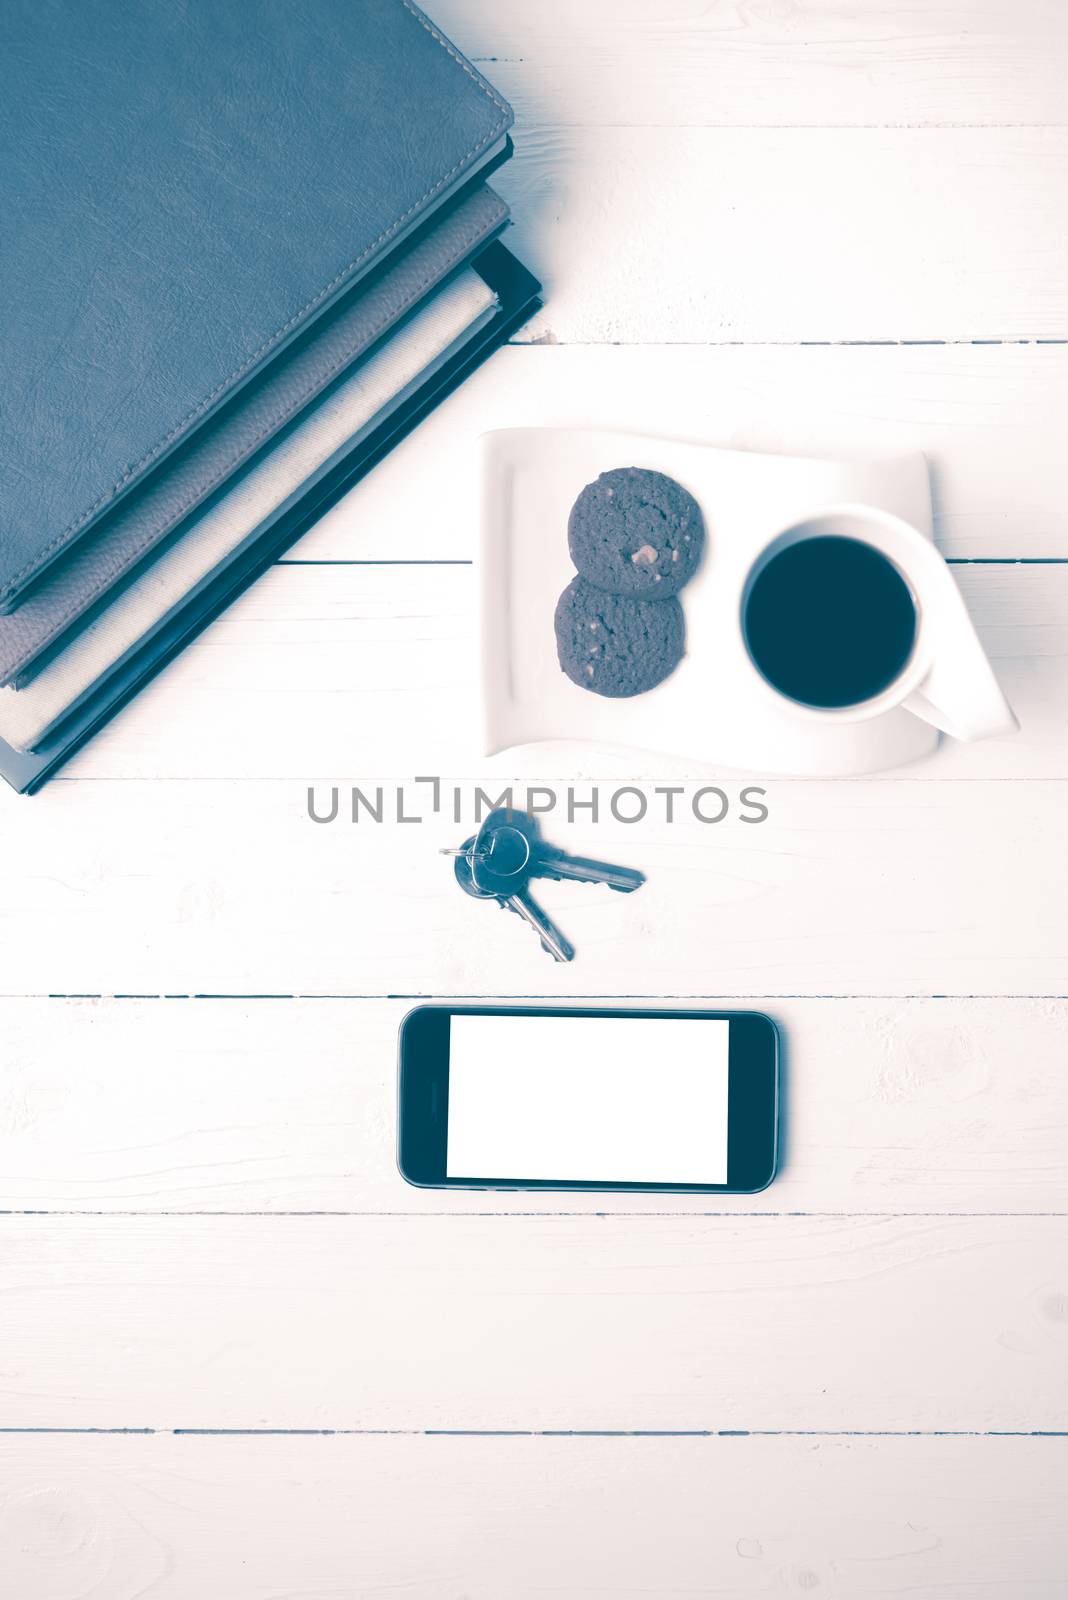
480;428;937;775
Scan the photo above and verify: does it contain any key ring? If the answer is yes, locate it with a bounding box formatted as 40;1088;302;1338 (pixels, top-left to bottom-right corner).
438;826;531;878
477;825;531;879
441;806;643;963
442;812;534;883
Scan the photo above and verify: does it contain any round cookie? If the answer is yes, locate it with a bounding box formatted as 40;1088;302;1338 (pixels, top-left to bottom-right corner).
567;467;705;598
554;576;685;698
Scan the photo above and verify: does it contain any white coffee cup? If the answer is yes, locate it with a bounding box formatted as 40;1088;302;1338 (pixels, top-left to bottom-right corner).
740;504;1018;742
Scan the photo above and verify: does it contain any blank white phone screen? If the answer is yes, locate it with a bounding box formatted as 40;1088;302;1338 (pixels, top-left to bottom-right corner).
446;1014;730;1183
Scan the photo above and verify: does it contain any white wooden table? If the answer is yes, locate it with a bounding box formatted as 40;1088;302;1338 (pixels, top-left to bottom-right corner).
2;4;1067;1594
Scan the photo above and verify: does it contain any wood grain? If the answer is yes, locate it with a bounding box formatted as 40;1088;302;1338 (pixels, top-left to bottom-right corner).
491;128;1068;342
2;1434;1065;1600
1;996;1063;1215
293;345;1068;560
3;777;1066;997
48;561;1067;779
4;6;1066;1592
1;1213;1064;1430
434;0;1068;128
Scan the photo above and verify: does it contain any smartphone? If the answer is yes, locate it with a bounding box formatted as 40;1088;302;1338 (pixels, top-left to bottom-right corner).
397;1005;779;1193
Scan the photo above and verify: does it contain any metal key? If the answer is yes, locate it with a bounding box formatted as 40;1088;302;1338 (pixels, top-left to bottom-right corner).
450;835;574;963
470;809;645;895
530;844;644;893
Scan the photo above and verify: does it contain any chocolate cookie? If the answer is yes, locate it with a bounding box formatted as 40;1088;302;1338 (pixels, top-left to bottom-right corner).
554;576;685;698
567;467;705;598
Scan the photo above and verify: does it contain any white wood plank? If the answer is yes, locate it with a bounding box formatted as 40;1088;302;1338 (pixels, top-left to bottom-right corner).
5;10;1062;1586
490;128;1068;343
295;346;1068;560
2;1434;1064;1600
50;561;1067;779
434;0;1068;128
1;996;1063;1215
1;776;1065;997
8;777;1068;991
1;1214;1063;1429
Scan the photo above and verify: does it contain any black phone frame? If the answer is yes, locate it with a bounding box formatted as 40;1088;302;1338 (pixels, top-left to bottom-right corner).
397;1004;779;1194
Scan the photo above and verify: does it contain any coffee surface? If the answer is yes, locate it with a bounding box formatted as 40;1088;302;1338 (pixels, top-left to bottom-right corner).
744;535;916;708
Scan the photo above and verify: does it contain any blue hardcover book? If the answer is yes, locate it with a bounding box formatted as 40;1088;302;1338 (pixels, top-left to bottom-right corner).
0;0;512;614
0;242;541;793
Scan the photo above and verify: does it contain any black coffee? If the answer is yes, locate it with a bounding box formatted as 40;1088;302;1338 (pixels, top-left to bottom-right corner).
743;535;916;708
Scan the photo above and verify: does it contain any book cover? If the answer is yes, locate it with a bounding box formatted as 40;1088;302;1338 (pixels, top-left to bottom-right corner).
0;0;511;609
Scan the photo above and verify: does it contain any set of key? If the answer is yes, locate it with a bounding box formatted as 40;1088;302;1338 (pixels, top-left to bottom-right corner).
442;807;644;962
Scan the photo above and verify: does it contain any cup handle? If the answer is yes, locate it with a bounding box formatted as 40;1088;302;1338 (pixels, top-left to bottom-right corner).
902;604;1018;743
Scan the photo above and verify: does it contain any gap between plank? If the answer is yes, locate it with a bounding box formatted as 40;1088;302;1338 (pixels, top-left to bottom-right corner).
272;557;1068;567
2;1210;1064;1219
505;337;1068;348
38;992;1068;1001
0;1426;1063;1438
275;558;475;565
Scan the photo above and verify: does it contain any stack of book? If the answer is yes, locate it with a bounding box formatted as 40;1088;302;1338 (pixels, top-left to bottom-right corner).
0;0;539;792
